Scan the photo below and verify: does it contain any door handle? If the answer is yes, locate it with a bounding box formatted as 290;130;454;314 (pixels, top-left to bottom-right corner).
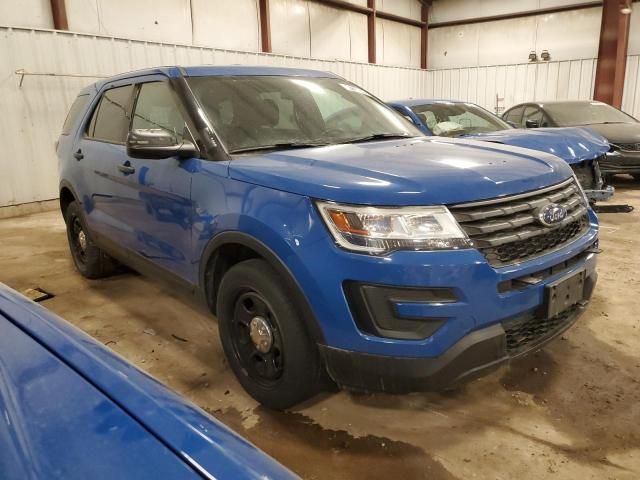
73;149;84;161
118;162;136;175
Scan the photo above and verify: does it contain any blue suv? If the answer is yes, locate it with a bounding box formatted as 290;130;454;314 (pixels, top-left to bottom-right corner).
58;66;599;409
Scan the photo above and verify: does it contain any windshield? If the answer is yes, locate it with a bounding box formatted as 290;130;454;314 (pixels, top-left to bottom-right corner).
187;76;420;153
410;102;511;137
544;102;637;126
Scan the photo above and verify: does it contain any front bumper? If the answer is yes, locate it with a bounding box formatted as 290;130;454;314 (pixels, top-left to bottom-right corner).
320;272;596;393
600;151;640;175
584;184;615;202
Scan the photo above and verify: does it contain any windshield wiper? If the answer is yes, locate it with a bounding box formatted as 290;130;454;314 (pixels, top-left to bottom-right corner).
582;121;627;126
338;133;413;144
230;142;329;154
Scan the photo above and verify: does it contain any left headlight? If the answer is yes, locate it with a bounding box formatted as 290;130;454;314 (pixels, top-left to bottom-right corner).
316;201;472;254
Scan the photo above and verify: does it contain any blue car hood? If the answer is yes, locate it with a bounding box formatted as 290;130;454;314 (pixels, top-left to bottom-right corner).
464;127;610;165
229;137;573;205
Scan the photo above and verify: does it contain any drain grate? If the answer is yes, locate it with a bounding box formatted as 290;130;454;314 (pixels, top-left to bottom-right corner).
22;287;55;303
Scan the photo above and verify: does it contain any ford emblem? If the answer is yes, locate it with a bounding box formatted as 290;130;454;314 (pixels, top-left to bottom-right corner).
538;203;567;227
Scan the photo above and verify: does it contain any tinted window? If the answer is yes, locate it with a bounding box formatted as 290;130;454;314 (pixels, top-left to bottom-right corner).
503;106;524;126
87;85;134;143
61;95;90;135
543;102;637;126
410;102;510;137
188;76;419;153
132;82;186;142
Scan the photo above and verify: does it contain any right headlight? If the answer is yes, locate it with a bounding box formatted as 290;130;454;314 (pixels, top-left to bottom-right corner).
316;201;472;254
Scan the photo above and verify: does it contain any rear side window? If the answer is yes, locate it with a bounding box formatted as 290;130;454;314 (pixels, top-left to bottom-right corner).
61;94;90;135
86;85;134;143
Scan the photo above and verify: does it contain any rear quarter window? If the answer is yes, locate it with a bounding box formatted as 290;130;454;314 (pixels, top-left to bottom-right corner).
61;94;90;135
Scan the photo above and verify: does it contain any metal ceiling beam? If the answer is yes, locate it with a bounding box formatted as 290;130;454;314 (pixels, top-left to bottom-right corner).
50;0;68;30
594;0;632;107
428;1;602;29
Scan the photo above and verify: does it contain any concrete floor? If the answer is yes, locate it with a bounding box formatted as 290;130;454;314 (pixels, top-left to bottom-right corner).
1;177;639;480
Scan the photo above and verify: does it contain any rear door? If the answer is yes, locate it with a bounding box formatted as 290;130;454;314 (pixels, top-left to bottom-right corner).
112;77;195;282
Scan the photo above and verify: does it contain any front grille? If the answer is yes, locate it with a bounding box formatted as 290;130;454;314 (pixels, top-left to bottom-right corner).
450;179;589;267
615;143;640;152
503;305;578;355
570;162;597;190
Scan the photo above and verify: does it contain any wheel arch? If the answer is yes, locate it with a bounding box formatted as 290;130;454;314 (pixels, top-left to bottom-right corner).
199;231;326;344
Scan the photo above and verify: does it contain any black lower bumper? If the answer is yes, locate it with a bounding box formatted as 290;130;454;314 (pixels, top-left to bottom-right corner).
600;153;640;175
320;273;596;394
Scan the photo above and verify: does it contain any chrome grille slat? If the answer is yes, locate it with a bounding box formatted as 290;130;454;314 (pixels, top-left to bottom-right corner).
451;179;590;267
451;184;579;222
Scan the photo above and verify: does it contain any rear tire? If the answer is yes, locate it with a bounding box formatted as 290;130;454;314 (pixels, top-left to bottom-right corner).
64;201;118;279
216;258;324;409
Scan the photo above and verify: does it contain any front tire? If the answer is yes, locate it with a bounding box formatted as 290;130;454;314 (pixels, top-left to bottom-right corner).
216;258;324;409
64;201;118;279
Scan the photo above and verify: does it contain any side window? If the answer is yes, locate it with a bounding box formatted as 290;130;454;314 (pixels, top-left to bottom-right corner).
504;106;524;126
132;82;186;142
522;106;543;127
87;85;134;143
61;94;90;135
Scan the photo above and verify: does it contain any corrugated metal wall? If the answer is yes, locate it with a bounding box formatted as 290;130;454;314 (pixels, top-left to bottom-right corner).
1;26;638;207
427;58;598;114
0;26;429;207
623;55;640;121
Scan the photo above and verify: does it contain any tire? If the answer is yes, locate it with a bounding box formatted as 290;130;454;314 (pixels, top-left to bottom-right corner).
216;258;324;409
64;201;118;279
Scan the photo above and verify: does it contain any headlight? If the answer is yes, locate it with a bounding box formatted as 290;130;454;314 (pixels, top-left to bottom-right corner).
316;201;472;254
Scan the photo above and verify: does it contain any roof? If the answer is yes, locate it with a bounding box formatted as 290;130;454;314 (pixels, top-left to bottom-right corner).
508;100;608;108
388;98;466;107
83;65;340;94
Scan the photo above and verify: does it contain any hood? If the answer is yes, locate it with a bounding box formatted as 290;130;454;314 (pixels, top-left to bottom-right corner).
465;127;610;165
577;122;640;145
229;137;573;205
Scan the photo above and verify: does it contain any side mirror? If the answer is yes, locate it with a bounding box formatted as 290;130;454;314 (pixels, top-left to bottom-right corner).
126;129;198;159
525;119;540;128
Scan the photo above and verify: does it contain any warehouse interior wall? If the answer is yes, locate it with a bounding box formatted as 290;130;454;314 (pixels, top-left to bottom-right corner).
0;0;639;209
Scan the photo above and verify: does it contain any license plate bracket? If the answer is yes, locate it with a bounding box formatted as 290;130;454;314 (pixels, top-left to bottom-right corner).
545;269;586;318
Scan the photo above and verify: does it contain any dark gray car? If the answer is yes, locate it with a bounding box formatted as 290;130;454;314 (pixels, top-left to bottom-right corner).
503;100;640;180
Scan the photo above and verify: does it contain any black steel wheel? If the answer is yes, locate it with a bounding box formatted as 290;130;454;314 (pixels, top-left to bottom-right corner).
64;201;118;279
217;258;326;409
230;291;285;385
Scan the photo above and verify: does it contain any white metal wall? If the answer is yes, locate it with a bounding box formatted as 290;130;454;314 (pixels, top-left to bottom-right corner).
0;26;429;207
1;26;639;208
623;55;640;121
427;58;599;113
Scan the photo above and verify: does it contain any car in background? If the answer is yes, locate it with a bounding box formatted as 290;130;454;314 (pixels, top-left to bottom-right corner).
0;283;297;480
388;99;614;202
502;100;640;180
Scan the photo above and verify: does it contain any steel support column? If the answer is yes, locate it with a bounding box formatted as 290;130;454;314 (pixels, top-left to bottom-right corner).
594;0;632;107
259;0;272;53
367;0;376;64
420;1;430;69
50;0;68;30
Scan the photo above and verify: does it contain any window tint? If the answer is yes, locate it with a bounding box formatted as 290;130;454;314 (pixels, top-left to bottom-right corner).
132;82;186;142
87;85;134;143
61;94;90;135
188;76;419;153
410;102;510;137
503;106;524;126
